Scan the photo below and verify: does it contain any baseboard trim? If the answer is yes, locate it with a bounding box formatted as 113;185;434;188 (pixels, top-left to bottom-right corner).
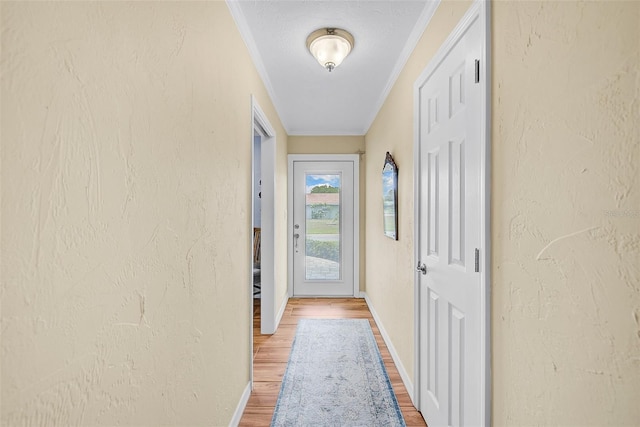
275;294;289;330
229;381;251;427
363;292;415;405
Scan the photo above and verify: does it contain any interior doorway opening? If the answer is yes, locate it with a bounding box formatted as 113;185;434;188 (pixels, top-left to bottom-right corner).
250;96;277;387
252;133;262;301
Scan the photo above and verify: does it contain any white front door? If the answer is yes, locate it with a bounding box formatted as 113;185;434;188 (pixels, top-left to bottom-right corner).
291;159;356;296
417;12;484;427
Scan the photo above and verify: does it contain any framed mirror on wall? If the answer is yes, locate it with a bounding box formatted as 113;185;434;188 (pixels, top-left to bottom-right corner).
382;152;398;240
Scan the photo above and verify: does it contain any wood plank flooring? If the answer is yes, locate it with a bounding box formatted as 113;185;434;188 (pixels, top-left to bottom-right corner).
239;298;427;427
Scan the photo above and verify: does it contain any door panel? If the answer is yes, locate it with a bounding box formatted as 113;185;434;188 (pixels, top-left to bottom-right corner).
418;16;482;427
448;138;465;267
427;150;440;257
449;305;465;427
292;161;354;296
426;288;440;404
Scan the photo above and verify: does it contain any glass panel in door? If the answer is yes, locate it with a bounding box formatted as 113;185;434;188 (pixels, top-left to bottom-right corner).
305;174;341;281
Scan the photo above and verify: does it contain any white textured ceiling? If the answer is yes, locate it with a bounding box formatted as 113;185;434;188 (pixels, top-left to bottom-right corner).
227;0;438;135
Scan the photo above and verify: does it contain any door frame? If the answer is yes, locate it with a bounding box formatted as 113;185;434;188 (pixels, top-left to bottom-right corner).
287;154;360;298
412;0;491;423
250;96;277;388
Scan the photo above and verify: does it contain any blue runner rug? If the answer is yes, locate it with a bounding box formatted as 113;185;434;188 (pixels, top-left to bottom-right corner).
271;319;406;427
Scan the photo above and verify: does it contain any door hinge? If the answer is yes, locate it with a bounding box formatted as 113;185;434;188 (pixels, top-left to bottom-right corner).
474;248;480;272
474;59;480;83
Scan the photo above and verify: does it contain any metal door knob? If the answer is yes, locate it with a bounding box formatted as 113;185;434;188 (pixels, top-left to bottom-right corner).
416;262;427;275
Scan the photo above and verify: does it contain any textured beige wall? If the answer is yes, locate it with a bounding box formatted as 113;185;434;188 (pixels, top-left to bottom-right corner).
492;1;639;425
0;2;287;425
365;0;473;383
288;136;366;292
367;0;639;425
288;135;365;156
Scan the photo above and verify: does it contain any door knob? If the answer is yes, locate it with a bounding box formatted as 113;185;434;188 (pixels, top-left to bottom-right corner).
416;262;427;275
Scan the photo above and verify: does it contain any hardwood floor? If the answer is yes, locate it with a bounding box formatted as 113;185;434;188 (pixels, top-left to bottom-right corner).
239;298;427;427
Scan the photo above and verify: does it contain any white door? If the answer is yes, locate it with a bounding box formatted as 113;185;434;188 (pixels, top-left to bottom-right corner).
291;160;355;296
417;14;483;427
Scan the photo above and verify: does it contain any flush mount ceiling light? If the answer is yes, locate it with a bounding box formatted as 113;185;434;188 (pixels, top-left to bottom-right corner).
306;28;354;72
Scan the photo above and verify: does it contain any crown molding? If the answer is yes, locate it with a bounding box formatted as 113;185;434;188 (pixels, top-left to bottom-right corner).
226;0;291;134
362;0;441;135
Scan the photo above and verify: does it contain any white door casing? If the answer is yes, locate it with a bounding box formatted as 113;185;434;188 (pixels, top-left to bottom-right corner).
251;96;278;338
288;155;359;297
414;2;490;426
